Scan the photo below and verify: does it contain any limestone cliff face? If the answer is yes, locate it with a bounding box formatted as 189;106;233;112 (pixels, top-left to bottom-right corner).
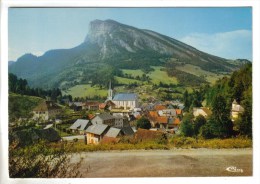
84;19;200;59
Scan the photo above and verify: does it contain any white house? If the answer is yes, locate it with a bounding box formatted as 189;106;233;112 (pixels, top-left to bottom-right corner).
158;109;177;117
193;107;212;118
231;99;244;121
32;101;61;121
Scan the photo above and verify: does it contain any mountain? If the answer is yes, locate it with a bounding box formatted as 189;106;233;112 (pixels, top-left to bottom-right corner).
9;19;240;89
8;61;15;66
228;59;251;66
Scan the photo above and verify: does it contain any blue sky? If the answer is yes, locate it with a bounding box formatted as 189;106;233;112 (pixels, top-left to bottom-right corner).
8;7;252;61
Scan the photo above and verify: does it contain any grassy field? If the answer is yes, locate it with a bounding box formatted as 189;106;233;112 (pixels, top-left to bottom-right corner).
62;84;107;98
122;67;178;85
62;65;216;98
49;137;252;153
9;93;44;122
122;69;144;77
115;76;142;85
176;64;227;84
148;66;178;85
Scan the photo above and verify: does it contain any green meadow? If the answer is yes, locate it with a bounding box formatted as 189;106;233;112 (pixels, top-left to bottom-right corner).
176;64;226;84
62;84;107;98
122;66;178;85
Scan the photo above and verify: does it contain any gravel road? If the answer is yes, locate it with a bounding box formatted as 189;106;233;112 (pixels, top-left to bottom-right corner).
70;148;252;177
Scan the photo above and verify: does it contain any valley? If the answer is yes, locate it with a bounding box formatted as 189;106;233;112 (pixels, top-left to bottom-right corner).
62;65;225;100
7;18;252;179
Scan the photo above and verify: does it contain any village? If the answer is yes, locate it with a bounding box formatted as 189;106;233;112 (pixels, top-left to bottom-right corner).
28;81;245;145
5;7;253;179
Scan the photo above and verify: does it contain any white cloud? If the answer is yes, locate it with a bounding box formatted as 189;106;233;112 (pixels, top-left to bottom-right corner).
180;30;252;60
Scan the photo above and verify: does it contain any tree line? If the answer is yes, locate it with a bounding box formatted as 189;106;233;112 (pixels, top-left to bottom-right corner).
9;73;62;102
165;61;208;86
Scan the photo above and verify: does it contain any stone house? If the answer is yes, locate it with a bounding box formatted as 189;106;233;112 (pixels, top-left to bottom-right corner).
113;114;129;128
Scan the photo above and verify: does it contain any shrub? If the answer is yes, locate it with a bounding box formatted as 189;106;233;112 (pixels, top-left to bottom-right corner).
136;117;151;129
9;141;82;178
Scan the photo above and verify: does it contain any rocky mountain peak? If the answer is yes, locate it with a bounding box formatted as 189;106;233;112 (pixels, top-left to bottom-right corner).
84;19;121;43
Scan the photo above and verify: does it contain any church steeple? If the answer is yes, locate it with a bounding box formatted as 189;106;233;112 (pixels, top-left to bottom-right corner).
107;80;113;101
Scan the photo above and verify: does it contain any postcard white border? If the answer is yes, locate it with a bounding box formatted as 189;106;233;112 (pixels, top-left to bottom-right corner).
1;0;260;184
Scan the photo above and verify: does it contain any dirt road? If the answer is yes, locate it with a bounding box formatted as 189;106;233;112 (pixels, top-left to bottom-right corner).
70;148;252;177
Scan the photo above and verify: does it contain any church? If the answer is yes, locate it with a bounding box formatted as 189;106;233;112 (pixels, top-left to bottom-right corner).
107;81;138;110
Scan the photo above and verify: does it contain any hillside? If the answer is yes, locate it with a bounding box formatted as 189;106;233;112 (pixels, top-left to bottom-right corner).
9;93;44;122
9;19;242;90
205;63;252;137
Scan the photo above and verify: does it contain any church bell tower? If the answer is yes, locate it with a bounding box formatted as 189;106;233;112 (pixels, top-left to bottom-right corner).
107;80;113;101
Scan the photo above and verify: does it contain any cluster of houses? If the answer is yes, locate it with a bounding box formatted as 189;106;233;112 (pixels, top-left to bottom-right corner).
68;113;134;144
142;102;183;133
31;81;245;144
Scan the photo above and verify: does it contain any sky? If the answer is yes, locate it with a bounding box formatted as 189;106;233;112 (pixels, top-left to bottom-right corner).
8;7;252;61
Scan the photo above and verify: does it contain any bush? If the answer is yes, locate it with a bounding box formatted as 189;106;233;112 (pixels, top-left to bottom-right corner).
169;136;252;149
136;117;151;129
170;136;196;148
9;141;82;178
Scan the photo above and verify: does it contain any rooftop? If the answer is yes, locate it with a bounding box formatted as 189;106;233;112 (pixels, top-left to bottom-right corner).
154;105;167;111
33;101;61;111
86;124;109;135
201;107;212;116
99;103;106;109
155;116;168;124
232;105;245;112
69;102;83;107
105;127;122;138
113;93;138;101
96;113;115;120
69;119;91;130
176;109;182;115
85;101;100;106
121;126;135;136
